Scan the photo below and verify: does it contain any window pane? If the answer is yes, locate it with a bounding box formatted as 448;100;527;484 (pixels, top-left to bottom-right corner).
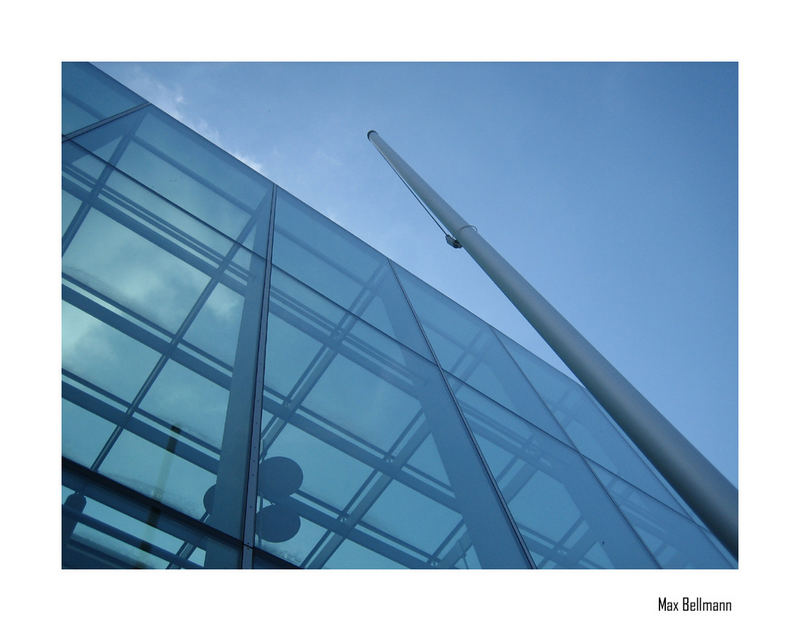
62;62;146;136
497;331;686;514
273;190;432;359
62;399;116;467
69;106;273;255
448;376;657;568
62;299;161;402
63;208;211;333
255;267;530;568
393;265;569;441
588;463;734;568
62;143;269;543
62;472;241;569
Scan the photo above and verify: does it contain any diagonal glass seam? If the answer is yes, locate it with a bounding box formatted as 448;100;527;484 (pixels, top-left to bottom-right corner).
63;139;271;261
123;132;265;216
259;264;406;444
257;281;469;521
386;265;569;442
63;168;257;279
63;117;146;255
270;202;433;359
583;456;735;550
273;223;396;309
62;90;122;132
242;184;278;568
446;375;656;568
261;398;459;511
300;408;450;568
387;259;536;569
62;101;151;142
486;327;662;567
492;327;691;519
69;101;274;219
132;95;275;185
588;395;716;529
446;369;696;550
258;286;462;565
586;461;735;568
269;262;436;366
443;370;577;451
259;261;525;567
544;352;699;522
386;261;494;349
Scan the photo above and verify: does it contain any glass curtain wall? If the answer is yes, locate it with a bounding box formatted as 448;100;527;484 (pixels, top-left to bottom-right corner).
61;63;735;569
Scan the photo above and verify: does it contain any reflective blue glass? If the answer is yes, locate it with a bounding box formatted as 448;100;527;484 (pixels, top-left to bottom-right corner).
62;62;146;136
255;267;530;568
62;135;269;545
497;331;686;513
69;106;273;256
393;265;569;441
62;399;116;467
273;190;433;359
448;376;657;568
62;472;241;569
588;463;733;568
62;63;733;570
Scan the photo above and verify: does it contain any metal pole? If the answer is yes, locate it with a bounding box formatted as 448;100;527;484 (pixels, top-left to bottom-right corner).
368;130;738;560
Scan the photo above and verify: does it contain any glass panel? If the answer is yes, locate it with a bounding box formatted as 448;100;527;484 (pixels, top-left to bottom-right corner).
62;140;269;543
448;376;656;568
393;265;568;441
273;190;432;359
62;399;116;467
254;267;530;568
62;62;146;136
62;299;161;402
588;463;734;568
138;360;232;449
98;430;217;524
69;106;273;255
63;207;212;333
62;474;241;569
497;331;686;513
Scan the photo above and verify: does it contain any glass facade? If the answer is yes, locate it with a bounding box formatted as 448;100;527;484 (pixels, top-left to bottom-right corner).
62;63;735;569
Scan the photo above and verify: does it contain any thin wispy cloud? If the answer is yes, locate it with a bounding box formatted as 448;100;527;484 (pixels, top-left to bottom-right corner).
119;65;266;176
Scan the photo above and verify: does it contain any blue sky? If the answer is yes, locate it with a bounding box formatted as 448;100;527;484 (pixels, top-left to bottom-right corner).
95;61;738;486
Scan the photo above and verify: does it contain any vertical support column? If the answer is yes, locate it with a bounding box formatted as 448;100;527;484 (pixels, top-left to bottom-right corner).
204;192;272;568
241;185;278;568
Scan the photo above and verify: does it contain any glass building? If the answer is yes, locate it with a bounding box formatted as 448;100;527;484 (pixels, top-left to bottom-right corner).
61;62;736;569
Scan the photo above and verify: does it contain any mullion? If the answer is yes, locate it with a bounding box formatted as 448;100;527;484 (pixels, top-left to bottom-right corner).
304;417;435;568
64;139;269;261
63;381;219;474
62;110;145;255
87;200;265;472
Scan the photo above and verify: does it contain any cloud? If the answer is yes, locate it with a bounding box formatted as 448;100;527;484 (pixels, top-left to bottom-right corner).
121;65;265;176
231;151;264;175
